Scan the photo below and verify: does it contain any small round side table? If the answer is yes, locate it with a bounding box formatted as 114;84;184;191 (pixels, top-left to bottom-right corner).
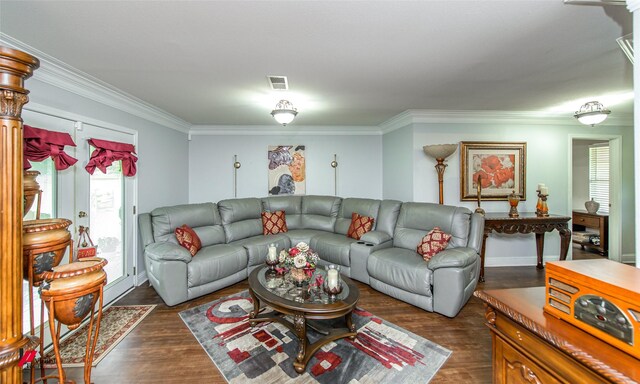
39;257;108;384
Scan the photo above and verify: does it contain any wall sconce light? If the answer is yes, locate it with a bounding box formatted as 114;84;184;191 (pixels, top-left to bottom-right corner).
574;101;611;126
271;100;298;126
423;144;458;205
233;155;241;197
330;154;338;195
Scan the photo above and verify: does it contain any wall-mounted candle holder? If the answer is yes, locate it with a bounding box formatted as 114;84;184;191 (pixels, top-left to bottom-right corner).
331;154;338;196
233;155;241;197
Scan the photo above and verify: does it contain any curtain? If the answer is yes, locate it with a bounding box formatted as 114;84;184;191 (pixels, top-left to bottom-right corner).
23;125;78;170
85;138;137;177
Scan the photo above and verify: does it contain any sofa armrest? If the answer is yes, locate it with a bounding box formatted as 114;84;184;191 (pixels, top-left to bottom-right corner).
427;247;478;270
359;230;392;245
145;242;192;263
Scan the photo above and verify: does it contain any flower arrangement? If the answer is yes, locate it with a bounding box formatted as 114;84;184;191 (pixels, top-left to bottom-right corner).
279;242;319;271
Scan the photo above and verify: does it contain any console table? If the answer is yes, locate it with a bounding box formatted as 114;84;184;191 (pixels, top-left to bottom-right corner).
479;213;571;282
474;287;639;384
572;210;608;256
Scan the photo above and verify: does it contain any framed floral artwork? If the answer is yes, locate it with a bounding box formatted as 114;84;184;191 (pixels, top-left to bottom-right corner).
267;145;306;195
460;141;526;201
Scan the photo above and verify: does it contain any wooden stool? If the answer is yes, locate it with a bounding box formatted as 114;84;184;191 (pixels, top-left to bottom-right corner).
39;258;107;384
22;218;73;383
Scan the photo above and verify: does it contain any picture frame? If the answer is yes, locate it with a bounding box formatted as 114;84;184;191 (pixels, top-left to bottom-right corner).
460;141;526;201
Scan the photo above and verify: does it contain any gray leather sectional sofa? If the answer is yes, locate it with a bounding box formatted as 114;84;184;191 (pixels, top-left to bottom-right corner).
138;195;484;317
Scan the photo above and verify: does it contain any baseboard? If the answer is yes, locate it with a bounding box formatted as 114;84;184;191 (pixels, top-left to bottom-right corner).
622;253;636;264
485;255;560;267
136;271;148;286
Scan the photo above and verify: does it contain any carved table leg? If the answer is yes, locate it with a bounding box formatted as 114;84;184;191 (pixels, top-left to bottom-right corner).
479;232;489;282
248;288;260;322
346;312;356;340
558;225;571;261
535;233;545;269
292;314;308;374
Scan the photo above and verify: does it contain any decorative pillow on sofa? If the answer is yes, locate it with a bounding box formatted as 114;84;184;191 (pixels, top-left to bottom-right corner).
347;212;375;240
175;224;202;256
261;210;288;235
417;227;451;261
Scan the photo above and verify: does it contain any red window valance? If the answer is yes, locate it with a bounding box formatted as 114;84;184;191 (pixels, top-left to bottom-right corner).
85;138;138;177
23;125;78;170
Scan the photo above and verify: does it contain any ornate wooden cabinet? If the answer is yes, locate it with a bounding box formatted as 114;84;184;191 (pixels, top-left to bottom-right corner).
475;288;639;384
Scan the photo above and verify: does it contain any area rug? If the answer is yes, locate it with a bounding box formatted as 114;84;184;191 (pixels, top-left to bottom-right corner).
179;291;451;383
42;305;156;368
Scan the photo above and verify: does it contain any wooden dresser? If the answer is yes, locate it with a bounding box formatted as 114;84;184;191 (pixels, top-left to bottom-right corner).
475;287;639;384
572;210;609;256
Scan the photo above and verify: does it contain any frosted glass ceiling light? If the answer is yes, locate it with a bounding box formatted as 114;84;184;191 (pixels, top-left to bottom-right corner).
271;100;298;125
574;101;610;126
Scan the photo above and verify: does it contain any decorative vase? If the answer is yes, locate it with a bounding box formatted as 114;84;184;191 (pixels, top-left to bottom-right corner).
290;267;314;287
23;218;73;285
23;170;41;218
508;190;520;218
585;199;600;214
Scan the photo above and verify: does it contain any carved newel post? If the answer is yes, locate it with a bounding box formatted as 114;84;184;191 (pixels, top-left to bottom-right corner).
0;46;40;382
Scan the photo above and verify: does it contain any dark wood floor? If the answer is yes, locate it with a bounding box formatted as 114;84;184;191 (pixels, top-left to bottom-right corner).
31;247;606;383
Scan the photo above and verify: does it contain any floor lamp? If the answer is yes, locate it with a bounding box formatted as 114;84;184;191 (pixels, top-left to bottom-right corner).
423;144;458;204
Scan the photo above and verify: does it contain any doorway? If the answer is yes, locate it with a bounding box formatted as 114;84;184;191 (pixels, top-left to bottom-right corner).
569;135;623;262
21;106;137;337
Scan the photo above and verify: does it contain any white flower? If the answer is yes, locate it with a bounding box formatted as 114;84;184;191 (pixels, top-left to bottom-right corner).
296;242;309;252
293;254;307;268
278;249;287;263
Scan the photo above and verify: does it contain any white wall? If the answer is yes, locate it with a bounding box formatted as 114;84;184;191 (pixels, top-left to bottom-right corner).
407;122;635;266
382;125;414;201
189;131;383;203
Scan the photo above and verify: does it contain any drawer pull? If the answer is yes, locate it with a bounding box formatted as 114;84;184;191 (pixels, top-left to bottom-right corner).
511;362;542;384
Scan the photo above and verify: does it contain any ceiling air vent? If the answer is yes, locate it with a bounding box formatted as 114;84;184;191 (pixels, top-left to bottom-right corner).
563;0;626;5
268;75;289;90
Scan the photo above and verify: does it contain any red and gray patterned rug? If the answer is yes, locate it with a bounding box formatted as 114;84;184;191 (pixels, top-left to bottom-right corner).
42;305;156;368
180;291;451;383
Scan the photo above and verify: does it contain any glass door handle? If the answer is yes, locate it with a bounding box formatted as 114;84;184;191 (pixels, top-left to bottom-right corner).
78;211;87;218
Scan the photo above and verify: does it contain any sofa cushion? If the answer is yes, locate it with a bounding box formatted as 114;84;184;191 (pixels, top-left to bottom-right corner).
187;244;247;287
301;196;341;231
368;247;433;297
262;196;303;229
175;225;201;256
393;202;471;250
261;211;288;235
284;229;330;246
218;198;263;242
346;212;375;240
335;198;380;235
310;233;356;267
151;203;225;246
417;227;451;261
231;234;291;268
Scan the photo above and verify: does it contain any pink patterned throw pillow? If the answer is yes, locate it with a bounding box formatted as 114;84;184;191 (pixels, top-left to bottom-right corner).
416;227;452;261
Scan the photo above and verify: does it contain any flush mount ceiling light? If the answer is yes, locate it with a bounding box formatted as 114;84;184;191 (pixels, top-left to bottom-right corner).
574;101;611;126
271;99;298;125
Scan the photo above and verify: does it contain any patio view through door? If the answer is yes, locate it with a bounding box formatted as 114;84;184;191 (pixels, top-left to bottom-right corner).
21;108;137;335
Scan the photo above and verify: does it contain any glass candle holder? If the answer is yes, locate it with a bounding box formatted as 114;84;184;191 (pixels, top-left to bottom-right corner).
323;265;342;300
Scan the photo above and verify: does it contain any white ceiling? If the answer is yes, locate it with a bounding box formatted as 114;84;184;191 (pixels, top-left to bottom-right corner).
0;1;633;127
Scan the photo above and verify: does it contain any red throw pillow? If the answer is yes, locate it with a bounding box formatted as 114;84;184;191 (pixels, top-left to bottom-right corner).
261;210;288;235
347;212;375;240
417;227;452;261
175;224;202;256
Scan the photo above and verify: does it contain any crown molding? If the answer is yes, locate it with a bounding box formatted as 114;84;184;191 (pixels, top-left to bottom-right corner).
380;109;633;133
0;33;191;133
189;125;381;138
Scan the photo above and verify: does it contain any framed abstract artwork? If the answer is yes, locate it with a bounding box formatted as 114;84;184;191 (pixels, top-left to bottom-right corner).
267;145;306;195
460;141;526;201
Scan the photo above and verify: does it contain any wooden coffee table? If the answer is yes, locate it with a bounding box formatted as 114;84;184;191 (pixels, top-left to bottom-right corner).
247;266;359;373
